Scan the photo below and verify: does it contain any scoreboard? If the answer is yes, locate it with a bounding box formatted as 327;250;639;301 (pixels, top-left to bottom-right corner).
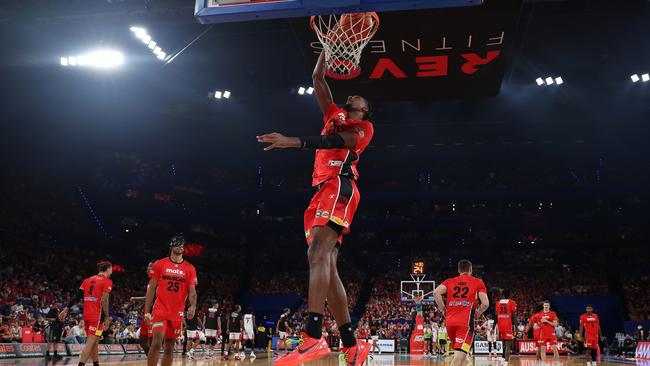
412;261;424;274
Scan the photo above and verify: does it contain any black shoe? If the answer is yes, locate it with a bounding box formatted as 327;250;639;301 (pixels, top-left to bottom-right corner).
54;354;64;360
46;355;52;360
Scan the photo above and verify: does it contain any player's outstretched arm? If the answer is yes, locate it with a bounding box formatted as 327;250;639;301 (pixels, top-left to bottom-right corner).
312;51;333;115
257;132;357;151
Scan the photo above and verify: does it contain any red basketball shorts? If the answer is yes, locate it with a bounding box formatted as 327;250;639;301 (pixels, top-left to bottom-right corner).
304;176;360;246
151;314;183;340
538;334;558;346
140;317;153;338
584;334;599;349
447;325;474;353
498;325;514;341
84;318;104;337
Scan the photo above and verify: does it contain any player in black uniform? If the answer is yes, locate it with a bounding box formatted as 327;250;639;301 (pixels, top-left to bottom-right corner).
203;301;221;358
223;305;243;361
184;309;202;360
45;300;64;360
276;308;292;355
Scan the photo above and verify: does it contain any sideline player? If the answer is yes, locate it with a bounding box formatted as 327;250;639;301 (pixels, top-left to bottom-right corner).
580;304;602;366
433;259;489;366
496;289;517;363
524;304;543;360
538;300;560;361
243;307;257;359
370;317;381;355
203;301;222;358
485;315;499;359
129;261;155;354
145;236;198;366
224;305;243;360
257;49;374;366
59;261;113;366
184;306;202;360
276;308;292;355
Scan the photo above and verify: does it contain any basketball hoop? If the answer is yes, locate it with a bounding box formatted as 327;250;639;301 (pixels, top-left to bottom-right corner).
413;295;422;305
310;12;380;80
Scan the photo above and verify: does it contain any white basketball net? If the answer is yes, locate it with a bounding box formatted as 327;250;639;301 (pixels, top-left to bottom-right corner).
310;12;380;79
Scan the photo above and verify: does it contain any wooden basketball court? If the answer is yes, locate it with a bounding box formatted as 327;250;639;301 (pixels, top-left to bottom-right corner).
0;353;630;366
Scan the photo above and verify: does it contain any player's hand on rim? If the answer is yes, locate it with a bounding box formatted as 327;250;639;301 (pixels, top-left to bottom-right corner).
256;132;301;151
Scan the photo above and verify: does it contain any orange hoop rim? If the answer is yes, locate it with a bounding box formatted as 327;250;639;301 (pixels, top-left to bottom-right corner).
310;12;380;41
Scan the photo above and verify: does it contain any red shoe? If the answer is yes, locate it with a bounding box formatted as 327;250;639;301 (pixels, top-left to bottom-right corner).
274;333;331;366
341;340;372;366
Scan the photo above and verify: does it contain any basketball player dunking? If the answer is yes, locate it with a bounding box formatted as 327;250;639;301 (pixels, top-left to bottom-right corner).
257;50;374;366
433;260;489;366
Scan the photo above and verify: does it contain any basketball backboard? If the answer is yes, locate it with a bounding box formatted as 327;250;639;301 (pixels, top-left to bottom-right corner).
195;0;483;24
400;274;435;303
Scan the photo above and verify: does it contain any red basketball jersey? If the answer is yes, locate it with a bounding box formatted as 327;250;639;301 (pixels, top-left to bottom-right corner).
496;298;517;330
80;274;113;320
539;311;558;338
580;313;600;336
149;257;198;321
441;274;487;327
312;103;374;187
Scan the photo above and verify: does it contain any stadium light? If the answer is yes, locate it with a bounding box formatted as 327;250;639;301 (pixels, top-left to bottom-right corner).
130;25;168;63
643;74;650;82
59;50;123;69
306;87;314;95
536;76;564;87
298;87;306;95
631;74;640;83
223;91;231;99
214;91;222;99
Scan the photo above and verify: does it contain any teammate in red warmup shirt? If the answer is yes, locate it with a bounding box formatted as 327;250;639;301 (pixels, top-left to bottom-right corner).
524;304;543;360
495;289;517;363
433;260;489;366
538;300;560;361
129;261;155;354
145;237;198;366
256;50;374;366
580;304;602;366
59;261;113;366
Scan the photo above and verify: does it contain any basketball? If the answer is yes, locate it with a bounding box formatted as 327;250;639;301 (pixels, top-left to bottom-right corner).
329;12;377;44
